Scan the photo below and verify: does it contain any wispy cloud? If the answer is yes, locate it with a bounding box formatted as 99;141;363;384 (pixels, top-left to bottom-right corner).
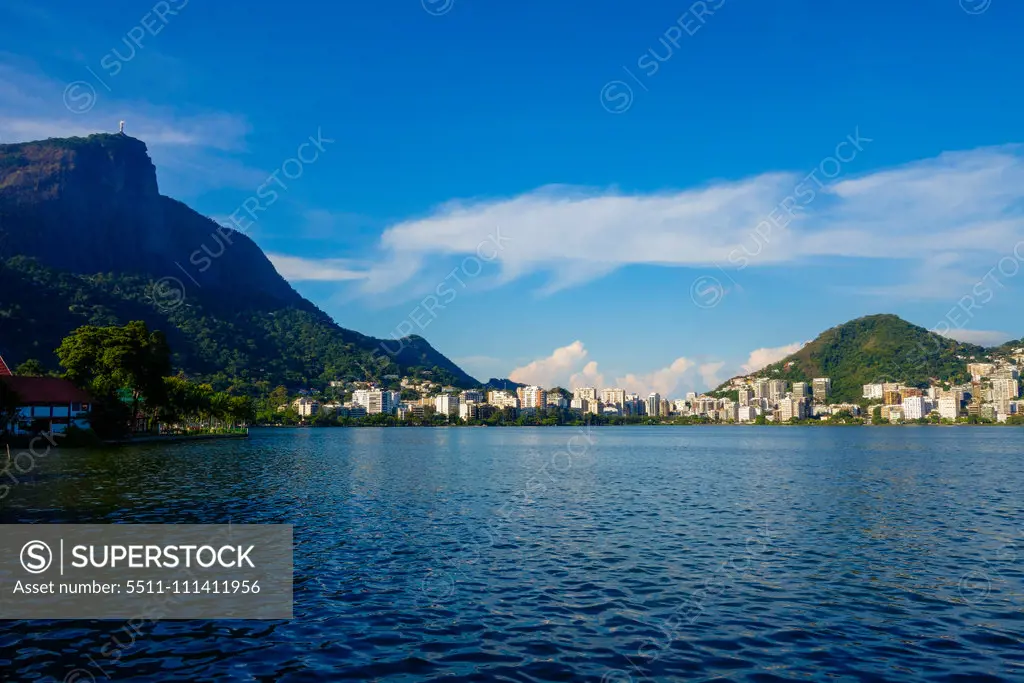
937;329;1014;346
267;254;367;282
338;145;1024;301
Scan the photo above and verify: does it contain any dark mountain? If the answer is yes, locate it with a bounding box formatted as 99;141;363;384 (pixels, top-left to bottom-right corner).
0;134;478;390
481;378;525;391
741;314;989;402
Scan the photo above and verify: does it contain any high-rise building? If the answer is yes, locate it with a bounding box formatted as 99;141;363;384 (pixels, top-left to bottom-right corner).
992;378;1020;402
792;382;809;399
573;387;597;402
812;378;831;402
646;392;662;417
883;390;902;405
435;394;460;416
737;388;753;406
753;379;770;399
768;380;787;402
737;405;757;422
353;389;400;415
601;388;626;410
517;386;547;411
623;393;644;416
938;396;960;420
659;398;671;417
902;396;927;420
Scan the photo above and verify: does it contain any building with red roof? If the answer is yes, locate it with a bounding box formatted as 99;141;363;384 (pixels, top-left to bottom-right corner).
0;374;92;436
0;354;11;377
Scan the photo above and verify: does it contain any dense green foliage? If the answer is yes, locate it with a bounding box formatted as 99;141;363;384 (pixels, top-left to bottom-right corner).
749;315;987;402
0;257;474;392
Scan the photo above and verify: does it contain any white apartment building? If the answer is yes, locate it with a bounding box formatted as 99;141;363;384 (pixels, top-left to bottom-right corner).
737;388;753;406
518;385;547;410
753;379;770;399
992;378;1020;402
573;387;597;402
352;389;400;415
487;390;520;409
601;388;626;410
292;397;320;417
768;380;787;402
863;383;884;400
459;401;479;421
737;405;757;422
547;394;568;409
435;394;460;416
901;396;928;420
938;396;960;420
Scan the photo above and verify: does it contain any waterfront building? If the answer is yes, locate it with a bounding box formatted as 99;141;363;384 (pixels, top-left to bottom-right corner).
938;396;960;420
646;392;662;417
435;394;460;417
601;388;626;410
901;396;927;420
517;386;547;411
352;389;400;415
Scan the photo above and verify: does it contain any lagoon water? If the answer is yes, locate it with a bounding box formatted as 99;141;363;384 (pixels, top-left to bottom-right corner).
1;426;1022;682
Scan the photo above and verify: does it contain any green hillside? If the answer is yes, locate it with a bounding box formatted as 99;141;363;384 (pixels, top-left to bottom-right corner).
751;314;988;402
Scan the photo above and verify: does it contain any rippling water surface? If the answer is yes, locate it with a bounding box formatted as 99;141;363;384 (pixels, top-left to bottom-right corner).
2;426;1022;682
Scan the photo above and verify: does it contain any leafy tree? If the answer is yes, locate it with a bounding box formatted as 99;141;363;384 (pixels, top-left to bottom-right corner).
57;321;172;432
14;359;46;376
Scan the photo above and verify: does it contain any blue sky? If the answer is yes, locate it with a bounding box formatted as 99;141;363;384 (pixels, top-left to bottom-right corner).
2;0;1023;395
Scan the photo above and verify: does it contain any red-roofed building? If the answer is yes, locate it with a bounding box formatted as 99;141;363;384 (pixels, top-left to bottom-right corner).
0;375;92;436
0;354;11;377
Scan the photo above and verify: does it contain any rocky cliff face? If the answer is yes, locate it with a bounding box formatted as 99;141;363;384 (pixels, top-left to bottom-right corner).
0;134;302;307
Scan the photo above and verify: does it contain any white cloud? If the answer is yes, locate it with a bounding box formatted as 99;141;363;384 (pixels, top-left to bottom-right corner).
348;144;1024;301
741;342;807;374
507;341;726;397
937;329;1014;346
508;341;588;387
267;254;367;282
698;362;726;390
569;361;605;391
616;357;697;397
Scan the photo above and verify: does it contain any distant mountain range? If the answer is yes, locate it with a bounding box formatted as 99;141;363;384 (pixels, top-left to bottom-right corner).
0;134;478;390
723;314;1022;403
